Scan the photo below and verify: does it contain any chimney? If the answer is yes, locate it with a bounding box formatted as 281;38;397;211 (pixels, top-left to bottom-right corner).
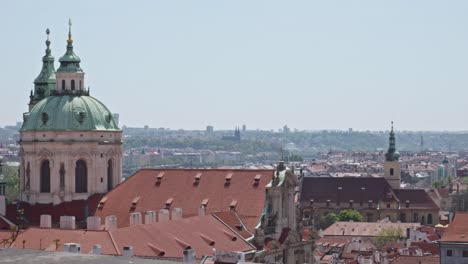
129;212;142;226
87;216;101;230
62;243;81;253
59;216;76;230
172;208;183;221
158;209;170;222
198;205;206;216
145;211;156;224
105;215;117;230
337;187;342;206
183;249;196;264
92;245;102;255
0;196;5;216
123;246;134;257
40;215;52;228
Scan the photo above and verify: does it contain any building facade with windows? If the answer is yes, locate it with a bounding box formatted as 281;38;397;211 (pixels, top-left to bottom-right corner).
18;24;122;205
300;124;439;227
440;212;468;264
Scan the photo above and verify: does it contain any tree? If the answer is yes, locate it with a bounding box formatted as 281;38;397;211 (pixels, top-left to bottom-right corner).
375;226;404;249
337;209;363;222
1;164;19;203
316;213;338;230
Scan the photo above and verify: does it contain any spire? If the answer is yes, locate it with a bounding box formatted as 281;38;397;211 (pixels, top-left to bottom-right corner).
385;121;400;162
29;28;56;109
67;18;73;44
57;19;82;73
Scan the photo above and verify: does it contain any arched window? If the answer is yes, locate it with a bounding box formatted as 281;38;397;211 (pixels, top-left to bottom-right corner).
107;159;113;191
75;159;87;193
71;80;75;90
40;160;50;193
421;215;425;225
390;168;394;176
400;213;406;223
428;214;433;225
62;80;66;90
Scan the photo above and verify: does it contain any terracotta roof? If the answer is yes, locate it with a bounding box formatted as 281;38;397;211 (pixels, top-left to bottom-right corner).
10;227;118;255
390;255;439;264
301;177;396;203
110;214;255;259
7;214;254;259
440;212;468;243
393;190;439;210
94;169;273;230
323;222;420;237
211;211;253;239
410;241;439;255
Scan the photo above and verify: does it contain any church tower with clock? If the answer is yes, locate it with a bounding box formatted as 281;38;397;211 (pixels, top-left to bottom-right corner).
19;21;123;205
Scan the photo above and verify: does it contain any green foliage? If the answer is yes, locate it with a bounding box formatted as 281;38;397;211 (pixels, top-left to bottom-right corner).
316;213;339;230
1;165;19;203
432;180;443;189
337;209;363;222
375;226;404;249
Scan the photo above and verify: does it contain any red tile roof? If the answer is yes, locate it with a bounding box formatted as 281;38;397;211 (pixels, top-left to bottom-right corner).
6;214;254;259
94;169;273;230
211;211;253;240
410;241;439;255
109;214;255;259
10;227;118;255
440;212;468;243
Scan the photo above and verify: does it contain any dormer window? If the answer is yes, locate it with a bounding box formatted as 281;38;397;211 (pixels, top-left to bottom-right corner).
71;80;75;90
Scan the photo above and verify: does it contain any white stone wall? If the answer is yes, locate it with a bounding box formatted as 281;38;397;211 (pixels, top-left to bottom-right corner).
19;130;122;205
384;161;401;189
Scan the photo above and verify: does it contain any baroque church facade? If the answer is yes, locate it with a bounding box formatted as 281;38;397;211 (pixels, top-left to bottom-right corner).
19;23;122;205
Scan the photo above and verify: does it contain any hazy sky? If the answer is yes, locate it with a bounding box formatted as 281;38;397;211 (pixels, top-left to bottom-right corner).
1;1;468;131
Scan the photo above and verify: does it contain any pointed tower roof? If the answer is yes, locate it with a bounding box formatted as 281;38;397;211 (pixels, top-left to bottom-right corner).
385;121;400;162
57;19;82;73
29;29;56;108
34;28;56;84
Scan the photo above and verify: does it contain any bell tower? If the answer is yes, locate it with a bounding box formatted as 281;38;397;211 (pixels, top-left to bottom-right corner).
384;121;401;189
28;29;56;111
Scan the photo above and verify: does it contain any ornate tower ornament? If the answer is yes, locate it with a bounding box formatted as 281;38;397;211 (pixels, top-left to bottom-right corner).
385;121;400;162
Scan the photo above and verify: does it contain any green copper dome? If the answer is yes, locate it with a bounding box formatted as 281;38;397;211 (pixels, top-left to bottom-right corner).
21;95;119;131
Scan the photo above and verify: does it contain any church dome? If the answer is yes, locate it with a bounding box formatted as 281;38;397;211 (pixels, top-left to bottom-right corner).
21;95;119;131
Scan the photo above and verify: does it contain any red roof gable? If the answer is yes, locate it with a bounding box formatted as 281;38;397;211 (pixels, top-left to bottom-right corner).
94;169;273;230
110;214;255;259
440;212;468;243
